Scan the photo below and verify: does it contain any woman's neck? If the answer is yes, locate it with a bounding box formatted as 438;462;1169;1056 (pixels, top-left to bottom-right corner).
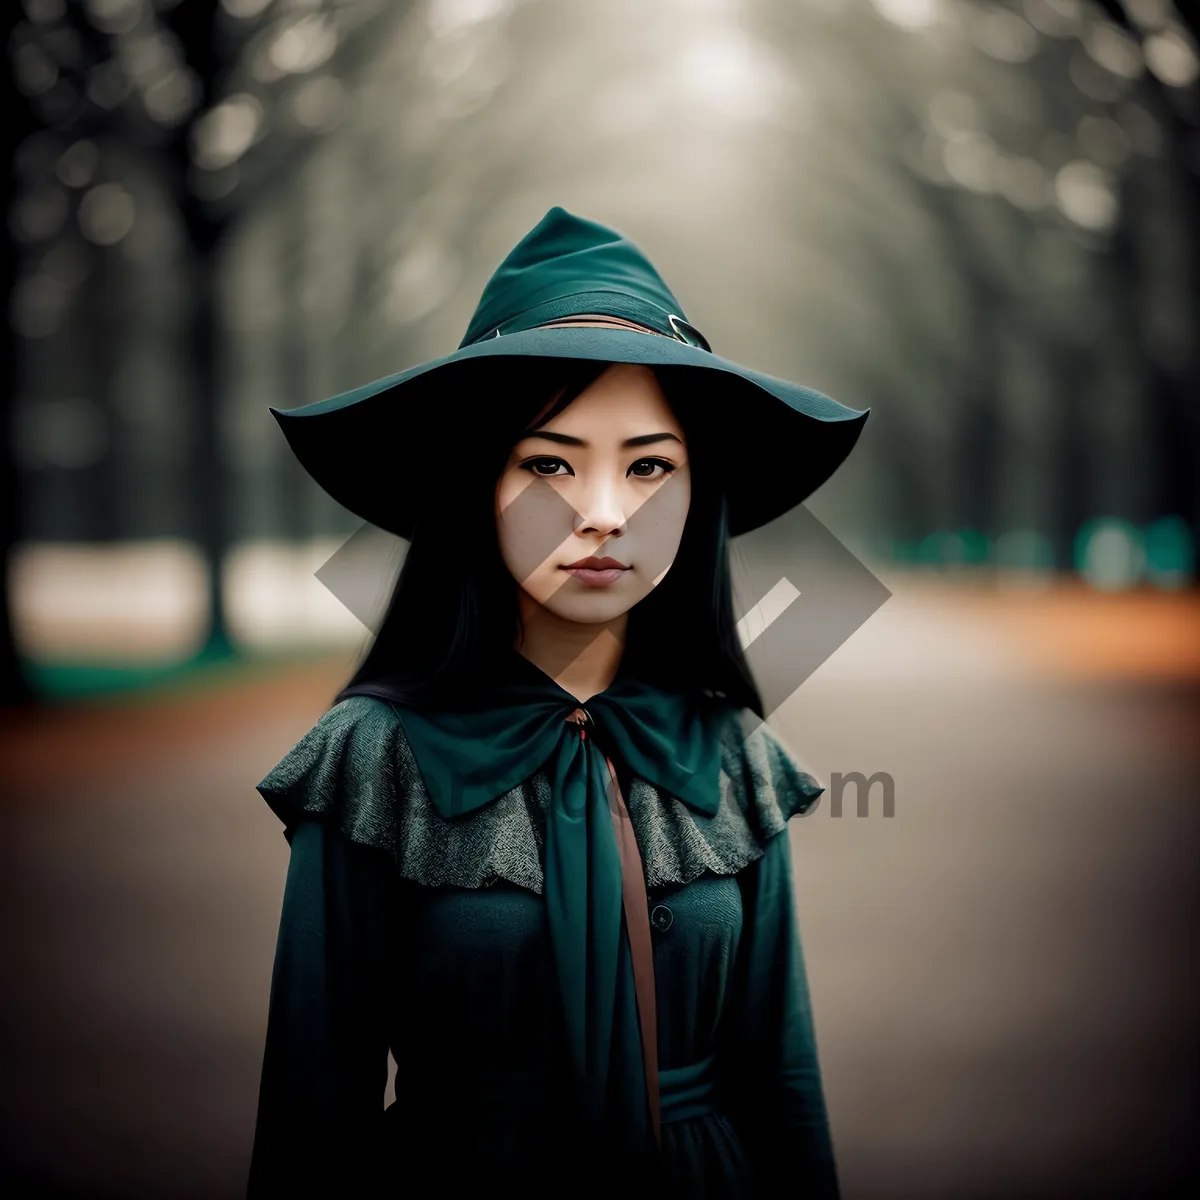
514;592;628;703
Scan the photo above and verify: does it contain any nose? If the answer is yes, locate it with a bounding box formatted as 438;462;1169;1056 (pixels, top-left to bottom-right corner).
571;474;626;538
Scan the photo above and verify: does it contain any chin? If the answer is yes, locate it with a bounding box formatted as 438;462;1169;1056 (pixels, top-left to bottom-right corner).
528;579;641;624
519;570;654;625
543;597;635;625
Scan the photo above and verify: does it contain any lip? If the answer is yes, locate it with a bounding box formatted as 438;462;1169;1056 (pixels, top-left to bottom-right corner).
564;556;629;570
561;567;628;587
560;556;630;588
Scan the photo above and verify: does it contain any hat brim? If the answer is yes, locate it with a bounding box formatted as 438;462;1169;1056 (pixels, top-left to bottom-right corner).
269;327;870;538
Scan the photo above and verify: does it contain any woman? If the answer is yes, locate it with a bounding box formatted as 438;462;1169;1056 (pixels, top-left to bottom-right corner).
247;207;869;1198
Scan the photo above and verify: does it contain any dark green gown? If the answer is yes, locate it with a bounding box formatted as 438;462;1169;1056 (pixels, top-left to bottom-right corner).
246;694;839;1198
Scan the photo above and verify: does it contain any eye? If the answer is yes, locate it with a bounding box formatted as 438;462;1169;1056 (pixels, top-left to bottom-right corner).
629;458;675;480
520;456;573;477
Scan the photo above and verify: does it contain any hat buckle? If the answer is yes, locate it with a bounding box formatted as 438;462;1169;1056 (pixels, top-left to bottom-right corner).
667;314;711;352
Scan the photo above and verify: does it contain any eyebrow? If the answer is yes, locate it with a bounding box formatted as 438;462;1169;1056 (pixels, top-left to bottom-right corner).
519;431;684;449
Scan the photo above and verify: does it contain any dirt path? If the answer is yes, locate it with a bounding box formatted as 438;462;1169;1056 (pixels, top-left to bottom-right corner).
0;591;1196;1199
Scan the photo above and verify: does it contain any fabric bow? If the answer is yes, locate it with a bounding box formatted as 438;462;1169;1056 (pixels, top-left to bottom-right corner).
386;649;727;1150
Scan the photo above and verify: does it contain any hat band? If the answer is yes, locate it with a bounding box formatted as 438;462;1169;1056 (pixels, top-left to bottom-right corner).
461;290;711;352
527;313;713;352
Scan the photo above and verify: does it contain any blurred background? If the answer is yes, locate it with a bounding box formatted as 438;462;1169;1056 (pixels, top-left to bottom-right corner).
0;0;1197;1197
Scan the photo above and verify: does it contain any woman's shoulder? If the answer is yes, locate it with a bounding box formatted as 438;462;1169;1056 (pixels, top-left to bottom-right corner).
255;694;546;893
255;694;404;847
629;705;826;889
256;694;402;801
714;706;826;834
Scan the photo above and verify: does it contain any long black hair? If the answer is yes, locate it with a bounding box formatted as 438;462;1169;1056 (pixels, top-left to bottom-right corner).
333;356;764;715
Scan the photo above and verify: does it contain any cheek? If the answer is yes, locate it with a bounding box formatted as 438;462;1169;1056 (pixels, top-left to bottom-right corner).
661;472;691;534
635;471;691;579
495;471;574;583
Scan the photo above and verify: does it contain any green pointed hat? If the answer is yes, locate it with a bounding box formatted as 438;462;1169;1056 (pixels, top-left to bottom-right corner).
270;206;870;537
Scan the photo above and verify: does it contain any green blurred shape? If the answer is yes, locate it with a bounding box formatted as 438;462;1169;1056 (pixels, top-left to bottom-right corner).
27;639;241;701
1075;517;1145;591
952;529;989;565
1144;516;1193;590
915;533;943;565
994;529;1055;571
913;530;989;569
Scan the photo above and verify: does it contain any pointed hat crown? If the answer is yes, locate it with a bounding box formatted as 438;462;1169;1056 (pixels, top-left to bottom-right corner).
459;206;697;348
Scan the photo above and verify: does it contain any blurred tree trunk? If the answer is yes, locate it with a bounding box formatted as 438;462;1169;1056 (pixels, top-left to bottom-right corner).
183;208;232;655
168;0;232;657
1096;0;1200;574
280;190;314;542
1;5;37;708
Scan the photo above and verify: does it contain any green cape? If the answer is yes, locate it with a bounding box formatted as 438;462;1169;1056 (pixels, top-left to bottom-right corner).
366;649;732;1152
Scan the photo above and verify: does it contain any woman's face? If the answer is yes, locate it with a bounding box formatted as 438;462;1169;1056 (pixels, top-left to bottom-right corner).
495;363;691;627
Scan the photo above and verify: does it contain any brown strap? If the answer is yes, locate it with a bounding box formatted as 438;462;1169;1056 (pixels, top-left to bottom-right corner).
567;709;662;1148
602;749;662;1149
